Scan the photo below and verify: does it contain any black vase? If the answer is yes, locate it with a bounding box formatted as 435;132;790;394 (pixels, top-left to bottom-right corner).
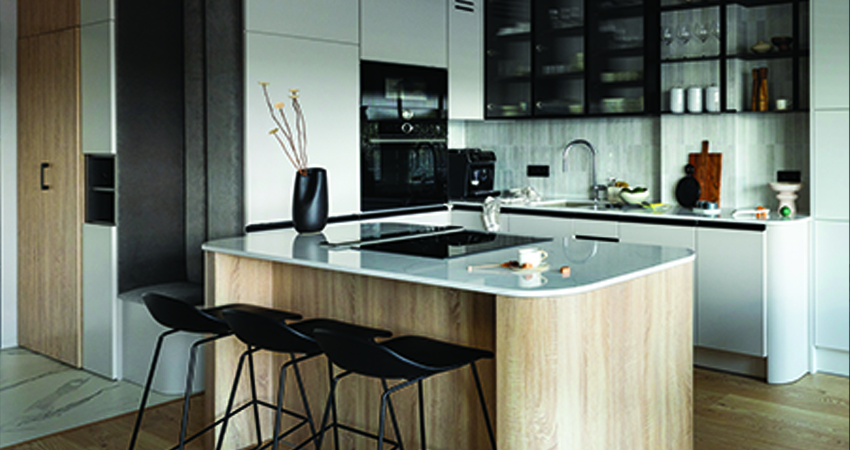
292;167;329;233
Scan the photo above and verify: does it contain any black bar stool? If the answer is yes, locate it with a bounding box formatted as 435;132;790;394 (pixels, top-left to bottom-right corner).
312;327;497;450
220;308;398;450
128;293;301;450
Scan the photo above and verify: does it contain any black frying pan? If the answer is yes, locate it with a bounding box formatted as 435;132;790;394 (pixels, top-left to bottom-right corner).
675;164;701;208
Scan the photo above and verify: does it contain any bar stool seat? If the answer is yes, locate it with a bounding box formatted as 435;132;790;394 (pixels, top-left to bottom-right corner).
128;293;301;450
220;309;395;450
313;328;497;450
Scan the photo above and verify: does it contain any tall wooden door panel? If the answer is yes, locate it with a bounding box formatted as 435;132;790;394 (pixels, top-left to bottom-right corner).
17;29;82;367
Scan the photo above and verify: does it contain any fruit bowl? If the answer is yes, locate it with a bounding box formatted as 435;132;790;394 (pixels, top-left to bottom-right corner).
619;187;650;205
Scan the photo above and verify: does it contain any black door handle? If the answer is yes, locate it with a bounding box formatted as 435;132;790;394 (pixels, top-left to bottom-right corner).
40;162;50;190
574;234;619;243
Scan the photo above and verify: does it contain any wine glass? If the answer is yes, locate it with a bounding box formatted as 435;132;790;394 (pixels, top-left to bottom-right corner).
677;25;691;58
694;22;709;56
662;27;674;45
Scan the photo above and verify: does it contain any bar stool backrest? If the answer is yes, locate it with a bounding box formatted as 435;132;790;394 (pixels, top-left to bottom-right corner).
221;308;319;355
313;328;433;380
142;292;229;335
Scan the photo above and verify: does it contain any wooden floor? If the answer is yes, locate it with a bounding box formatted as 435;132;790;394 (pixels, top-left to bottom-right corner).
3;368;847;450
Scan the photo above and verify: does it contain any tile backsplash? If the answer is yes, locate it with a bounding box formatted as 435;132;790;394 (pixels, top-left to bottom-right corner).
451;111;809;213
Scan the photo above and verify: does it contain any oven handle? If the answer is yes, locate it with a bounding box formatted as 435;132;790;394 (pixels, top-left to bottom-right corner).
367;138;447;144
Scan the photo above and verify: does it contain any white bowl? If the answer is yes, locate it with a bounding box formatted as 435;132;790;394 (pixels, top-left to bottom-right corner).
620;188;650;205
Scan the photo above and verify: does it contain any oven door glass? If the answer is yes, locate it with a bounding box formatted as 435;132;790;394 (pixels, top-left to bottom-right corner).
361;141;448;211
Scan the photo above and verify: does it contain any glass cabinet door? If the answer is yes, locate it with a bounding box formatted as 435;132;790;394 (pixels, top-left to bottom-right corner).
486;0;532;118
533;0;585;116
587;0;650;115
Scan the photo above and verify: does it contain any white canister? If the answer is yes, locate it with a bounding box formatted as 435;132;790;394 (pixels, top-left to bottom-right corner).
687;86;703;113
670;88;685;114
706;85;720;113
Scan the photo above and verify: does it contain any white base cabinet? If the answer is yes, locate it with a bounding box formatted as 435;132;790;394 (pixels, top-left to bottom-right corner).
814;220;850;351
696;228;767;357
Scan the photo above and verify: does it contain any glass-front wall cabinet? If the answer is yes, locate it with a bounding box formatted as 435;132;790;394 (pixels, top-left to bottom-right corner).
486;0;533;118
660;0;809;113
485;0;657;119
485;0;809;119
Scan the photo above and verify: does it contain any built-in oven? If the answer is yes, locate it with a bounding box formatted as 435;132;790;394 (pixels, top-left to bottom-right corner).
360;61;448;211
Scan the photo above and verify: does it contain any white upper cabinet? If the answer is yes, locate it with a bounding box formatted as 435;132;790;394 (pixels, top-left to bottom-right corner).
812;0;849;109
245;0;359;44
361;0;448;68
813;110;850;221
449;0;484;120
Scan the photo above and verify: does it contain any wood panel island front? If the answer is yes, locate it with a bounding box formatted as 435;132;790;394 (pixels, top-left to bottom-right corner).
202;223;695;450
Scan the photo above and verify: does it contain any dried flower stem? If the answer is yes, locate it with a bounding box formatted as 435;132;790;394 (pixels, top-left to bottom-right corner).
260;82;308;175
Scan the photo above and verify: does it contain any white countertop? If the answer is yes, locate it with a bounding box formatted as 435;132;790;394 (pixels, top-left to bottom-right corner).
455;199;811;226
203;223;695;298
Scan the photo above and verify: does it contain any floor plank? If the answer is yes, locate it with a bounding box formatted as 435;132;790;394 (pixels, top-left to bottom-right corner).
3;368;847;450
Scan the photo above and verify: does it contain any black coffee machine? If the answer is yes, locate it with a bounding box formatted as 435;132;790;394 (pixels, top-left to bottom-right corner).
448;149;499;200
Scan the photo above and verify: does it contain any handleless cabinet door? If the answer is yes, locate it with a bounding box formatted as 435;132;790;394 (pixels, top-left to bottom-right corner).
449;0;484;119
696;228;766;357
17;28;83;367
245;0;358;44
361;0;448;68
814;221;850;352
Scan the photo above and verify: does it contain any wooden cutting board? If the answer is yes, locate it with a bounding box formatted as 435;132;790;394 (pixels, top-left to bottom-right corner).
688;140;722;206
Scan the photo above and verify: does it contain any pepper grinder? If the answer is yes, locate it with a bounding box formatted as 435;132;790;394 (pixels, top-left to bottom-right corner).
758;67;769;112
751;69;760;112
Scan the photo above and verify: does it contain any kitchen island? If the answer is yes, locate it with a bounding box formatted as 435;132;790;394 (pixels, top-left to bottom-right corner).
202;223;695;449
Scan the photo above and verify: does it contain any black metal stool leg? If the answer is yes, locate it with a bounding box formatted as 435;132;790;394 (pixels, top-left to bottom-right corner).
178;334;221;450
381;379;405;450
376;377;422;450
127;329;178;450
291;353;319;450
272;360;289;450
328;360;341;450
247;345;264;447
215;347;256;450
471;363;497;450
418;380;426;450
316;371;351;450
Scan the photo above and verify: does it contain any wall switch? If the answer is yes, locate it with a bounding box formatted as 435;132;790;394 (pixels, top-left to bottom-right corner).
777;170;801;183
527;165;550;177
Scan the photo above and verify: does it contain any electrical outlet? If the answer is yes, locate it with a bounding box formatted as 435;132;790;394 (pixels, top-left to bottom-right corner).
527;165;550;177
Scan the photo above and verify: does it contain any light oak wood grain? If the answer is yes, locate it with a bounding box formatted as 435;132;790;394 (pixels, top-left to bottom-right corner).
207;252;693;449
496;262;694;450
17;28;83;368
210;253;496;450
17;0;79;38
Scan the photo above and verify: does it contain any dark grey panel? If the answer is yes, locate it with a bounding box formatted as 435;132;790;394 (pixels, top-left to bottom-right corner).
116;0;186;293
205;0;244;241
184;0;207;284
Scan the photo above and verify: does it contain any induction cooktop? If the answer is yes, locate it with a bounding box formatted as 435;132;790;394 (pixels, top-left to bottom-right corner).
359;229;552;259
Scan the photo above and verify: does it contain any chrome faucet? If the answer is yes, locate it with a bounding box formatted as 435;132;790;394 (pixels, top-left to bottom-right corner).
562;139;606;203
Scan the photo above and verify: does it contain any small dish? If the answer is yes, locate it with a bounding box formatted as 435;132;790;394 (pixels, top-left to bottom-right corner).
620;187;649;205
509;262;550;273
751;41;772;54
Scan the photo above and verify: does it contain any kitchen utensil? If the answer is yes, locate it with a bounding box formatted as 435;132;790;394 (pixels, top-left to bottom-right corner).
675;164;701;208
776;98;790;111
688;140;722;206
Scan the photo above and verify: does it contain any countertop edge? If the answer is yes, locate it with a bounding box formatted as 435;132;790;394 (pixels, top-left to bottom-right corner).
203;244;696;299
